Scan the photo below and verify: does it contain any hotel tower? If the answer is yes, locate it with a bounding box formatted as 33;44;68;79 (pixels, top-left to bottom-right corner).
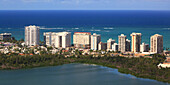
130;33;142;53
118;34;127;53
91;33;101;50
73;32;91;49
44;32;71;48
107;38;115;50
25;25;40;46
150;34;163;53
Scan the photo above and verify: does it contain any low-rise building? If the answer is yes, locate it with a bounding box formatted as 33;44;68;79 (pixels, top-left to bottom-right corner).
0;33;12;41
158;57;170;68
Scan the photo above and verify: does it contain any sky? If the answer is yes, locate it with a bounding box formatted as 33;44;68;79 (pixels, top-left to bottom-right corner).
0;0;170;10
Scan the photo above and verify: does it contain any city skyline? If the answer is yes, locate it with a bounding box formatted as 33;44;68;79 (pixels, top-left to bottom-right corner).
0;0;170;10
23;25;164;54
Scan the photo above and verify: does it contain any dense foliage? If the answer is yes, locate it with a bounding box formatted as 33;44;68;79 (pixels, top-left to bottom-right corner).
0;54;169;83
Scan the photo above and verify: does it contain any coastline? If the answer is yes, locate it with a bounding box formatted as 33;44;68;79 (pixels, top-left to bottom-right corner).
1;62;170;84
0;54;169;83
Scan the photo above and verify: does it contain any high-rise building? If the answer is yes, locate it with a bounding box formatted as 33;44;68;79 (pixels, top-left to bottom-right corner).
112;43;119;52
0;33;12;41
43;32;56;46
107;38;115;50
25;25;40;46
118;34;126;52
140;43;149;52
91;33;101;50
44;32;71;48
98;42;107;50
126;39;131;51
73;32;91;49
130;33;142;53
150;34;163;53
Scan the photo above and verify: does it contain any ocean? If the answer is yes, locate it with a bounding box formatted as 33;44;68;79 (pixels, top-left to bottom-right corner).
0;10;170;48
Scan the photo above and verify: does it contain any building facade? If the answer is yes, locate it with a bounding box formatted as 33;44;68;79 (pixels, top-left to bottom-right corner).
25;25;40;46
44;32;71;48
44;32;56;46
91;33;101;50
140;43;149;52
112;43;119;52
98;42;107;50
73;32;91;49
107;38;115;50
130;33;142;53
0;33;12;41
150;34;163;53
126;39;131;51
118;34;126;52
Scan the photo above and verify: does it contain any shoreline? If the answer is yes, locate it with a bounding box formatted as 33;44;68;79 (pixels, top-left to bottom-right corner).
1;63;170;84
0;56;169;84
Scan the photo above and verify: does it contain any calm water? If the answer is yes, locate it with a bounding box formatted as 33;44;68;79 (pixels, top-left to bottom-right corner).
0;64;169;85
0;10;170;48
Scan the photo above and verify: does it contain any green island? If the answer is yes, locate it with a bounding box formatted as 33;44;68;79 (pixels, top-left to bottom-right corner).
0;53;169;83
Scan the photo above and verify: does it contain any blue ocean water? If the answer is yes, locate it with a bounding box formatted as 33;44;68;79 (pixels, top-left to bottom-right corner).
0;10;170;48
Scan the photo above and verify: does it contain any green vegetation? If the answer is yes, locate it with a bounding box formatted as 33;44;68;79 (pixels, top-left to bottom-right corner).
0;53;169;83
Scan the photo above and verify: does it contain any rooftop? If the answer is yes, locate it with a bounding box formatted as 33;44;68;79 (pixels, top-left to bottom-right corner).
119;34;126;37
107;38;115;42
131;32;142;36
152;34;163;37
0;33;12;35
25;25;40;29
74;32;91;35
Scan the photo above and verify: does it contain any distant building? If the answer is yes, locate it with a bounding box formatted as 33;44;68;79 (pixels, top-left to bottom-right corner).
112;43;119;52
118;34;126;52
150;34;163;53
91;33;101;50
107;38;115;50
98;42;107;50
73;32;91;49
126;39;131;51
130;33;142;53
25;25;40;46
0;33;12;41
140;43;149;52
44;32;71;48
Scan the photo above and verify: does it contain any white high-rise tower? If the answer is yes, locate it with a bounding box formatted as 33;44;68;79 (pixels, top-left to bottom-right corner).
25;25;40;46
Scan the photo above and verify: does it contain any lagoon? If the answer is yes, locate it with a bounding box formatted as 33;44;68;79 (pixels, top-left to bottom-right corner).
0;64;169;85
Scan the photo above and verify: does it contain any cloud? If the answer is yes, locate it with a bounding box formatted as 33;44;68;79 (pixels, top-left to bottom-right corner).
21;0;53;3
0;0;170;10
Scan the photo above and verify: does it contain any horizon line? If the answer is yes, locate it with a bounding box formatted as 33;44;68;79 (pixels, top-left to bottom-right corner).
0;9;170;11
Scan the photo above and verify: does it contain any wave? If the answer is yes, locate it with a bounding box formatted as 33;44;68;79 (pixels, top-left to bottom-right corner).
72;28;79;29
163;28;170;30
40;28;64;30
66;30;73;32
104;31;110;32
90;29;101;32
104;27;114;30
